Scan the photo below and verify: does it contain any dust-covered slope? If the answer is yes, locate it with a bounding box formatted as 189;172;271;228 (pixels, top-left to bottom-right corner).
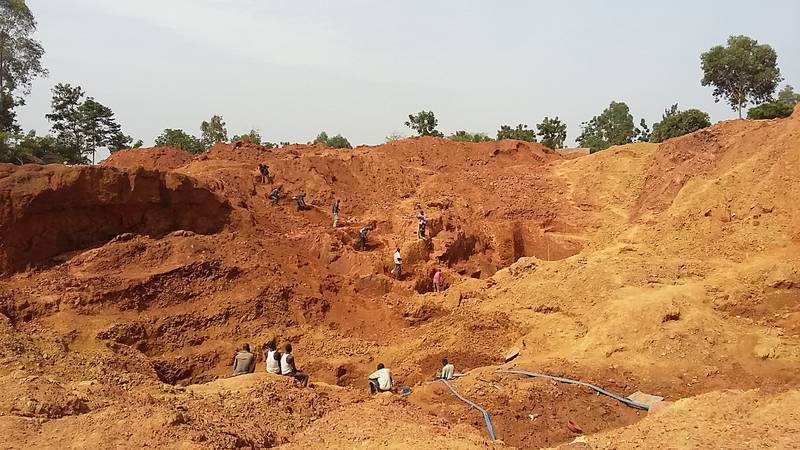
0;107;799;449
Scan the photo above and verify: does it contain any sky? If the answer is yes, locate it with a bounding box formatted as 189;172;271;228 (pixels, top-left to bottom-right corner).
16;0;800;161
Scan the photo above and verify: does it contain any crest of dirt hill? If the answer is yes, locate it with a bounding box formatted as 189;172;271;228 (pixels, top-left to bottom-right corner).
629;105;800;220
101;146;194;171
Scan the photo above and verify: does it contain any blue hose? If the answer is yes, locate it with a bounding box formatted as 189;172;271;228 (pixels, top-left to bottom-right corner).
438;379;497;441
496;369;650;410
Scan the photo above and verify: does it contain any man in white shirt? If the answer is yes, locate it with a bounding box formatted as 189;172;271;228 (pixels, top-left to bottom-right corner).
439;358;455;380
368;363;393;394
264;341;281;374
393;248;402;279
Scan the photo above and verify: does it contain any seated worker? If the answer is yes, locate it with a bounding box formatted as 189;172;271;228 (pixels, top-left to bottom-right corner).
280;343;310;387
232;343;256;376
368;363;393;394
291;193;308;211
268;185;283;205
264;341;281;374
438;358;455;380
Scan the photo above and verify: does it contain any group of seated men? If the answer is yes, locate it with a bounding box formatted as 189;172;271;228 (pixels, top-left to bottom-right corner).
234;343;455;393
232;341;309;387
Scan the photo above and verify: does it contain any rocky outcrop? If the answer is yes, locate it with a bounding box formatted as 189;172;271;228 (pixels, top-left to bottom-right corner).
0;164;230;274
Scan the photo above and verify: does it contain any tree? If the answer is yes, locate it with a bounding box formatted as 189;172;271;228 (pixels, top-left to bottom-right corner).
496;124;536;142
154;128;204;154
313;131;352;149
385;132;405;143
650;104;711;143
200;114;227;148
747;85;800;120
576;101;637;153
405;110;443;137
79;98;117;163
1;130;84;164
232;129;262;145
701;35;782;119
45;83;85;158
0;0;48;133
312;131;329;145
45;83;127;163
448;131;492;143
326;134;352;149
635;119;651;143
536;117;567;149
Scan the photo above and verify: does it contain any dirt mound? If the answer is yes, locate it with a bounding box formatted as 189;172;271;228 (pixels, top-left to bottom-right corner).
101;146;194;171
0;164;230;274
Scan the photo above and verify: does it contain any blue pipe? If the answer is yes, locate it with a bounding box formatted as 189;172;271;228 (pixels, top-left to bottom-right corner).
438;379;497;441
496;369;650;410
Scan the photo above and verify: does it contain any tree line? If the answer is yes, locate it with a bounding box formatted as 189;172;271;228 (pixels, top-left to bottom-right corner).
0;0;797;163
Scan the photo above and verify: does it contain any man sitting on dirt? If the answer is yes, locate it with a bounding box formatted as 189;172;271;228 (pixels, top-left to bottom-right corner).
268;185;283;205
292;193;308;211
438;358;455;380
264;341;281;375
416;210;427;239
393;248;402;279
358;225;372;251
232;343;256;376
280;343;310;387
368;363;393;394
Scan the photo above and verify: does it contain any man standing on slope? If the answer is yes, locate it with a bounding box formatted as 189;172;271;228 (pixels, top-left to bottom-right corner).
368;363;393;394
416;210;427;239
332;199;341;229
393;247;402;279
358;225;372;251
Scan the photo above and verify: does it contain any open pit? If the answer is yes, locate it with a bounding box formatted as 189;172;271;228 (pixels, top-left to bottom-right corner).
1;109;800;449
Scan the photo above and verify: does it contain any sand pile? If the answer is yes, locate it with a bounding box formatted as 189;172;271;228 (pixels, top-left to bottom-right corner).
101;146;194;171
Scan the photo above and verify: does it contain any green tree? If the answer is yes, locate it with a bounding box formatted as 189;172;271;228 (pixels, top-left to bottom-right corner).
313;131;329;145
45;84;127;163
405;110;443;137
747;85;800;120
650;104;711;143
0;0;48;134
232;129;262;145
154;128;204;154
448;130;492;142
45;83;85;158
536;117;567;149
0;130;84;164
313;131;352;149
79;98;119;163
635;119;651;143
576;101;637;153
326;134;352;149
701;35;783;119
200;114;227;148
496;124;536;142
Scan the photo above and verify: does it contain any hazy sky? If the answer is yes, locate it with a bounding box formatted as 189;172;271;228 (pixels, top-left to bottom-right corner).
17;0;800;160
